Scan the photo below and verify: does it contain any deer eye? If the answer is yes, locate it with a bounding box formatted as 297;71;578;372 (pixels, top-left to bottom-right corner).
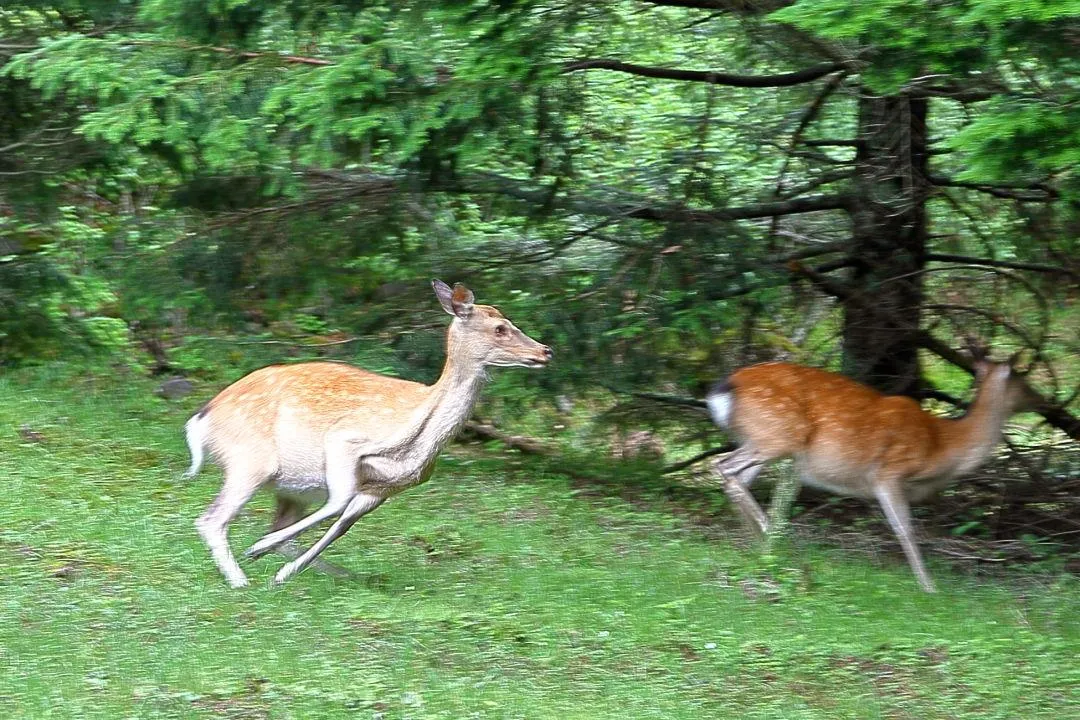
494;324;508;337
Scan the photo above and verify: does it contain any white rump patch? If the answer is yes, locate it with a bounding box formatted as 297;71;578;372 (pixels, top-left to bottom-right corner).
183;412;210;478
706;391;733;427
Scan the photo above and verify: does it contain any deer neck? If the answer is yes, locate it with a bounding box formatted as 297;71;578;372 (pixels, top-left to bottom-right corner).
404;337;488;456
936;375;1010;478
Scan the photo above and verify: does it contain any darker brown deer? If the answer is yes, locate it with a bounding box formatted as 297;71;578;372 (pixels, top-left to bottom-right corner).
706;345;1041;592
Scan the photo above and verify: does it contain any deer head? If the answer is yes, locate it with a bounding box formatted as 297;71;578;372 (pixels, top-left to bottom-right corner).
967;338;1043;415
433;279;552;369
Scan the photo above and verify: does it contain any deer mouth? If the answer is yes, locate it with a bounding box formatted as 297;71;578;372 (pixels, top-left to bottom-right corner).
490;357;547;369
491;354;549;369
526;346;553;368
491;344;551;369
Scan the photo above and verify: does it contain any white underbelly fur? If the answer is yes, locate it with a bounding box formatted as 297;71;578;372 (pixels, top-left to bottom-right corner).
795;456;876;499
271;473;329;504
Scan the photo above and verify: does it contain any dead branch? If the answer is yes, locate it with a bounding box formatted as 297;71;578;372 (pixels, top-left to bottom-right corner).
311;168;853;224
564;59;845;88
126;40;333;66
923;304;1042;350
775;170;853;200
453;172;854;223
662;445;736;474
931;175;1057;202
642;0;794;11
801;139;861;147
459;421;551;455
771;72;849;203
926;253;1078;279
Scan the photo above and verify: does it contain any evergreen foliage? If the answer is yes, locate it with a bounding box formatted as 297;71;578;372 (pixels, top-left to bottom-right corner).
1;1;1076;436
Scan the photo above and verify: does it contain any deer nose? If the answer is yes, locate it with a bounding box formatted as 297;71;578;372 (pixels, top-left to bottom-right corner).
543;345;553;360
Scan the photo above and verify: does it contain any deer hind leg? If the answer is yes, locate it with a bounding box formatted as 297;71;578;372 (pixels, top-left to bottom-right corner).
245;450;360;559
196;467;264;588
711;446;770;535
874;482;937;593
270;497;354;579
274;492;384;585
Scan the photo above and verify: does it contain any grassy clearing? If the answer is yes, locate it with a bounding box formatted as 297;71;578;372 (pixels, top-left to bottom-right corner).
1;365;1078;719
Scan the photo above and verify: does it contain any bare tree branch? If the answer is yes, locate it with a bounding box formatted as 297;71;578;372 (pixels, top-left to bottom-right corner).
924;304;1042;349
913;85;1001;102
460;421;551;455
306;168;853;223
801;139;860;147
0;122;75;155
121;40;334;66
563;59;845;88
771;73;848;205
784;259;853;299
602;384;709;409
663;445;736;474
930;174;1058;202
445;172;853;223
641;0;794;12
489;178;846;221
776;169;853;199
926;253;1078;279
765;240;848;263
774;146;855;166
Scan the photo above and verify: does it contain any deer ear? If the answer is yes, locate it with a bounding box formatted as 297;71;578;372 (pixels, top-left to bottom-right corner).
432;279;474;319
450;283;475;319
432;279;455;315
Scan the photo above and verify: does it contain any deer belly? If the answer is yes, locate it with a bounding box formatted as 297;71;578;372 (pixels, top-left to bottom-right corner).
271;473;329;504
796;457;876;499
360;453;437;494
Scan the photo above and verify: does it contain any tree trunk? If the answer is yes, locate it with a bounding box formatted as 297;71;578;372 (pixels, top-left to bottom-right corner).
842;92;929;396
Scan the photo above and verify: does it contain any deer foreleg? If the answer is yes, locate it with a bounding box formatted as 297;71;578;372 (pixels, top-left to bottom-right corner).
244;495;352;559
245;449;361;558
273;541;355;578
875;482;936;593
273;493;383;585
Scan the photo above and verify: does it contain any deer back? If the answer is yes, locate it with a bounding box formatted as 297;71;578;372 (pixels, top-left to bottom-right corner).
202;362;432;474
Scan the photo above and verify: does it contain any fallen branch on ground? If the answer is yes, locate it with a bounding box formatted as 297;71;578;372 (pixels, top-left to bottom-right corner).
459;421;551;455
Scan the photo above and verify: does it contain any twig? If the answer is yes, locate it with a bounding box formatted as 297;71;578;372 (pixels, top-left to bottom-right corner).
933;548;1007;562
662;444;735;474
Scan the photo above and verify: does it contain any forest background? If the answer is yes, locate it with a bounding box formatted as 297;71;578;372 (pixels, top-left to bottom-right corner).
3;2;1080;717
4;0;1078;533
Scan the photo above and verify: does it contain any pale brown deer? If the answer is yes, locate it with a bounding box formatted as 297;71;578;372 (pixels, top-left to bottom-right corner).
185;280;552;587
706;346;1041;592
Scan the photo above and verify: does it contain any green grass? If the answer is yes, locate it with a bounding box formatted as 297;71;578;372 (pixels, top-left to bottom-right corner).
1;365;1078;719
